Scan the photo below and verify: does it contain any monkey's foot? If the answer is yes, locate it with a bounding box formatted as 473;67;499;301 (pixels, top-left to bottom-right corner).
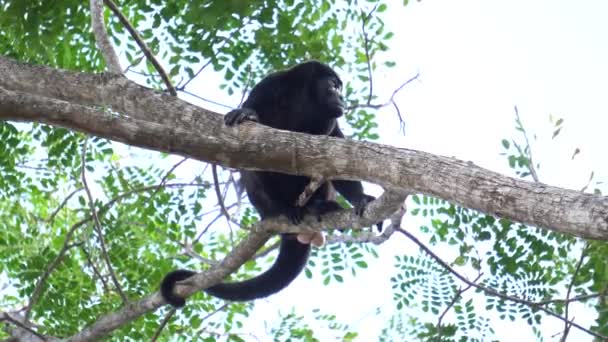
297;232;325;247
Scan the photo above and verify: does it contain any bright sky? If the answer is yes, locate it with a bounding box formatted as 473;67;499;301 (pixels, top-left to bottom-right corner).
170;1;608;340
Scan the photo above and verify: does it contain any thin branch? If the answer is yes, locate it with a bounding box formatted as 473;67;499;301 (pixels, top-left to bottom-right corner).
179;89;233;109
80;245;110;293
81;139;128;303
195;303;229;330
24;232;82;320
212;164;231;222
514;106;540;182
150;308;176;342
90;0;121;73
237;64;253;107
347;72;420;112
436;273;482;338
359;5;378;105
395;227;605;340
560;244;588;342
46;187;83;223
151;157;189;198
0;312;48;341
537;292;605;306
102;0;176;95
195;211;225;243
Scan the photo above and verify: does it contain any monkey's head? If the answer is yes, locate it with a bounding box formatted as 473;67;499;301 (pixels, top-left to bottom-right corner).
287;61;346;119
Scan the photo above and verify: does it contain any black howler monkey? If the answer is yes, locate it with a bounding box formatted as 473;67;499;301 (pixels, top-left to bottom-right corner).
161;61;379;306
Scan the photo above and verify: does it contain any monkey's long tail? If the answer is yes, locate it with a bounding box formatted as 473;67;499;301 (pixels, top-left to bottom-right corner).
160;234;310;305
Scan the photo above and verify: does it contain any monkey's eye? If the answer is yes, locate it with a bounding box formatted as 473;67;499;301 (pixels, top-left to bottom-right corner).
330;79;342;92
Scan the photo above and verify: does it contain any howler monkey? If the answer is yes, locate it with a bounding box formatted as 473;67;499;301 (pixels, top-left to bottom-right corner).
161;61;379;306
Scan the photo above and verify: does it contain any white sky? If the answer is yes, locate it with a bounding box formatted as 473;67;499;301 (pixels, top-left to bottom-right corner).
160;1;608;340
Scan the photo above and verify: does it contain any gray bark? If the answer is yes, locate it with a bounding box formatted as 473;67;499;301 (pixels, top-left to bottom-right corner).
1;56;605;241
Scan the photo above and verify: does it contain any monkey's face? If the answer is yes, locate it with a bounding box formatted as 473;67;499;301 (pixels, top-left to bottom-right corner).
316;75;345;118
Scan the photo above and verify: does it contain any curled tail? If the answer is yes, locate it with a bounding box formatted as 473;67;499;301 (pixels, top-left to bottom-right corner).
160;234;310;306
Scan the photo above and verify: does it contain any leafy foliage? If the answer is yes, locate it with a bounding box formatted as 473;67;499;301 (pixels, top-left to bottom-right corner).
0;0;605;340
0;0;401;339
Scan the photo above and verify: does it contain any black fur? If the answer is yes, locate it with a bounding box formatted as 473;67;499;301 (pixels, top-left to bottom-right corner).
161;61;379;306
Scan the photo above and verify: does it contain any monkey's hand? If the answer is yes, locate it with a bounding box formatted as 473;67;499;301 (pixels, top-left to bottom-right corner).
285;206;306;225
224;108;259;126
307;200;343;222
354;195;383;232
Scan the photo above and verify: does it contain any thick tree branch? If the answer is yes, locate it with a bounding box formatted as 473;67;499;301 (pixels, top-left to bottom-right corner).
1;57;608;242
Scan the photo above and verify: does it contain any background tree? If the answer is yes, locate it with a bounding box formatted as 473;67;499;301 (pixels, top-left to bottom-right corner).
0;0;607;341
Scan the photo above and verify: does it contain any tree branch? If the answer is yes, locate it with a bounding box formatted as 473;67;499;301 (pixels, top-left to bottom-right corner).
102;0;176;95
0;59;606;240
89;0;121;73
81;139;128;303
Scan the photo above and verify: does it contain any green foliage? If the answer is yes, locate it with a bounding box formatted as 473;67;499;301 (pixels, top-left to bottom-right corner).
391;255;456;312
390;115;606;340
2;0;602;340
0;0;102;70
308;237;377;285
269;309;356;342
0;0;401;339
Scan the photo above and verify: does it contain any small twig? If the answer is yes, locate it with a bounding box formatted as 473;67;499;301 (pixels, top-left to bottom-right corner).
237;64;253;107
537;292;605;306
179;89;233;109
513;106;540;182
212;164;231;222
80;245;110;293
81;139;128;303
436;273;482;338
359;5;378;105
103;0;176;95
151;157;188;198
151;308;176;342
46;187;83;223
347;72;420;135
560;244;588;342
347;72;420;112
200;303;229;323
90;0;121;73
195;211;224;243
